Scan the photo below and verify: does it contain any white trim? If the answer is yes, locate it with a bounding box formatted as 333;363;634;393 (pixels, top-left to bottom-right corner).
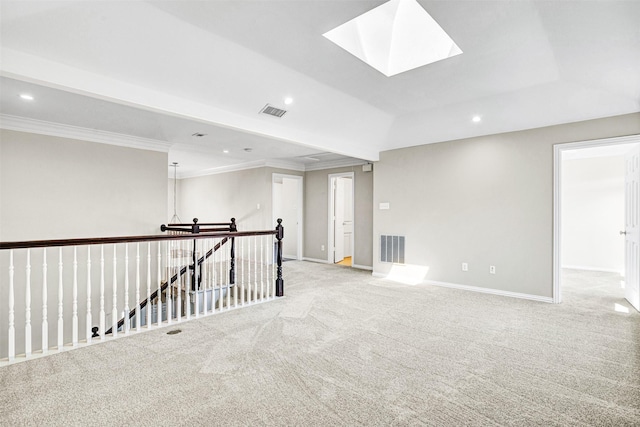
179;159;305;179
371;273;552;303
352;264;373;271
424;280;553;303
0;114;171;152
176;158;370;179
553;134;640;305
302;257;330;264
562;265;624;275
305;158;367;171
328;172;355;266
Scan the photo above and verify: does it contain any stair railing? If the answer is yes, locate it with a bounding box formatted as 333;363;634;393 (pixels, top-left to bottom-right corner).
0;219;284;366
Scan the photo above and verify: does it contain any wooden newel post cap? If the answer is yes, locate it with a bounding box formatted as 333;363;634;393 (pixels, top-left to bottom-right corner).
160;224;167;232
276;218;284;240
230;218;237;232
192;218;198;224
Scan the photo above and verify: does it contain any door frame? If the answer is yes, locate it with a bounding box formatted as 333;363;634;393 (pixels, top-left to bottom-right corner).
553;134;640;303
328;172;355;265
272;173;304;260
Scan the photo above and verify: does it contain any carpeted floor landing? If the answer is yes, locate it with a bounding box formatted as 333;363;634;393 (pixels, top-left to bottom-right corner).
1;262;639;426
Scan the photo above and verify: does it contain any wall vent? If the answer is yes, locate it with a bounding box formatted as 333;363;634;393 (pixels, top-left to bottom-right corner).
259;104;287;118
380;235;405;264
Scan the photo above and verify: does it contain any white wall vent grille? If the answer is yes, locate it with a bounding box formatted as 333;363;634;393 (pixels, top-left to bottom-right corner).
259;104;287;118
380;235;405;263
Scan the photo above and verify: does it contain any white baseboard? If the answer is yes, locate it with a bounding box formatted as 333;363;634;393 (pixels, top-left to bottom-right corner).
371;272;553;303
424;280;553;303
562;265;623;275
352;264;373;271
302;257;330;264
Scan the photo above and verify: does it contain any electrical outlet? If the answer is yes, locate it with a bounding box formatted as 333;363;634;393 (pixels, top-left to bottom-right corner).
462;263;468;272
489;265;496;274
321;245;325;251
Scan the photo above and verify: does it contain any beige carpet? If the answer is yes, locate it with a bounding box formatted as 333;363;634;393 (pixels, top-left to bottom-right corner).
1;262;639;426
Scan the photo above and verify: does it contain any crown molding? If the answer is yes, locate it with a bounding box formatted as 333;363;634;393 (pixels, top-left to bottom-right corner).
304;157;367;171
178;159;306;179
177;156;369;179
0;114;171;152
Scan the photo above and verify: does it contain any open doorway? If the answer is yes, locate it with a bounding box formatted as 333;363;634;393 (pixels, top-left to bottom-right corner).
328;173;355;267
554;135;640;313
272;174;303;260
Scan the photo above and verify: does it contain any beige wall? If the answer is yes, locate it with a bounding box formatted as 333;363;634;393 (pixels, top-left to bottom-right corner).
304;166;373;268
0;129;168;241
178;167;303;232
374;113;640;298
178;164;374;268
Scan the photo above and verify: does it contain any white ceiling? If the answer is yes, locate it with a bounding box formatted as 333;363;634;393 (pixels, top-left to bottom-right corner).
1;0;639;177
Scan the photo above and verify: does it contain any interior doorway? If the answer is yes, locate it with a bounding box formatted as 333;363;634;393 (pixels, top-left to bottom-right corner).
554;135;640;312
272;174;303;260
328;173;355;266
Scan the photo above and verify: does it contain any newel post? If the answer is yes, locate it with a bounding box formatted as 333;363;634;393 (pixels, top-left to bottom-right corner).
192;218;199;291
229;218;236;285
275;218;284;297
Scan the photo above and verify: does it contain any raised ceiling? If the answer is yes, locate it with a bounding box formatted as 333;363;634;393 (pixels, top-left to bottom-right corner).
1;0;639;177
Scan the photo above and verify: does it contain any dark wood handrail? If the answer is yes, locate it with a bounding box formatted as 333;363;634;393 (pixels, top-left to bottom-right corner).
0;230;276;250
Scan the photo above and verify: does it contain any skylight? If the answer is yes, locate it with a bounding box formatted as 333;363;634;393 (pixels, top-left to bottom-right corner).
323;0;462;77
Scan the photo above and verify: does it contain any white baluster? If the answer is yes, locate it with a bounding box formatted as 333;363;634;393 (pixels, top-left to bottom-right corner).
100;245;105;340
135;243;141;331
85;247;92;344
146;242;151;328
213;239;218;311
185;240;191;320
25;249;32;357
201;239;207;315
247;237;251;303
260;236;264;302
124;244;129;334
8;250;15;361
157;242;162;326
248;237;252;303
72;247;78;346
112;245;118;338
254;236;258;302
165;241;171;324
272;236;276;298
195;239;201;318
175;240;181;321
42;248;48;354
58;248;66;347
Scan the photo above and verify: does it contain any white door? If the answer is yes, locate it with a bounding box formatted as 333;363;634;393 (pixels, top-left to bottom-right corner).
624;146;640;311
334;178;345;263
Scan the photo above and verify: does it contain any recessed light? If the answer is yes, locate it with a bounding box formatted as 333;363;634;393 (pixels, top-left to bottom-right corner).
472;116;482;123
19;94;34;101
284;97;293;105
223;149;229;154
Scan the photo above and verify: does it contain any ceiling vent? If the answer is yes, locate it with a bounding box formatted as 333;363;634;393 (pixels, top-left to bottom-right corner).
259;104;287;118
